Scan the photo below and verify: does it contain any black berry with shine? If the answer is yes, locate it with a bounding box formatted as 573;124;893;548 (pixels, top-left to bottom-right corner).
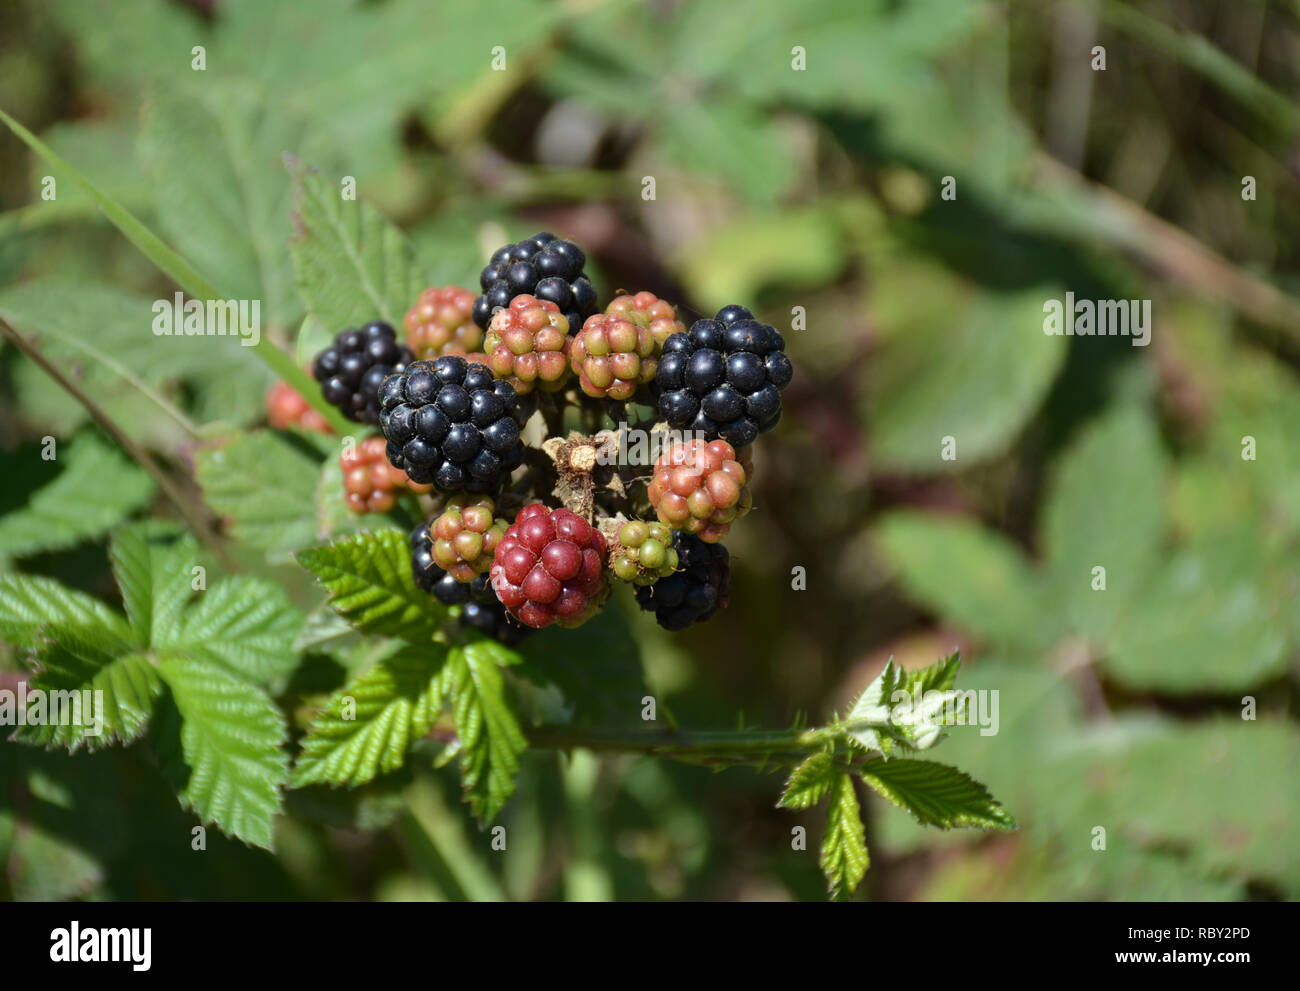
473;231;598;332
410;525;533;646
654;305;792;447
380;355;525;494
312;321;413;424
634;533;730;631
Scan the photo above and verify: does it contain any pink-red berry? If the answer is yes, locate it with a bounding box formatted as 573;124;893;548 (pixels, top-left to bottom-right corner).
604;291;686;350
647;438;753;543
429;495;508;582
405;286;485;358
483;294;572;394
342;435;432;514
267;380;332;433
490;504;608;629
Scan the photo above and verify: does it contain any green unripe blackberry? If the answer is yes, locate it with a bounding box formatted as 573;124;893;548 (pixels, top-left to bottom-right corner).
610;520;680;586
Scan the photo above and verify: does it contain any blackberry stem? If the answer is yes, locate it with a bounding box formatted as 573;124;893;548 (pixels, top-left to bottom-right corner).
0;317;236;570
523;723;846;767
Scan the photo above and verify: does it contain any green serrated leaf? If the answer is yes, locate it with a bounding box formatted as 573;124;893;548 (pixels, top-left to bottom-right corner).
778;751;837;810
292;644;450;788
1042;403;1166;641
445;641;527;824
658;98;796;203
156;655;288;850
165;577;304;687
0;435;154;559
820;770;868;899
860;756;1016;831
286;157;426;332
867;265;1066;472
107;527;197;647
0;280;268;434
14;626;163;752
873;511;1046;649
139;80;344;326
296;529;447;642
843;653;962;754
0;574;135;650
195;430;324;558
1106;525;1289;693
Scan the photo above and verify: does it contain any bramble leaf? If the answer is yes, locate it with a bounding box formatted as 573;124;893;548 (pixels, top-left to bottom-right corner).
12;626;163;752
859;756;1016;831
778;751;837;810
195;430;324;558
843;653;961;754
164;577;304;687
0;574;135;650
292;645;450;788
874;512;1046;649
1042;403;1166;641
139;80;339;326
820;770;868;899
286;157;426;333
0;435;154;559
107;527;197;647
296;529;448;643
156;655;289;850
444;640;527;824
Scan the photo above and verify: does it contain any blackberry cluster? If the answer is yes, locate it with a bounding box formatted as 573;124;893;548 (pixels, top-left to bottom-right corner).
473;232;597;332
298;230;796;642
411;524;532;646
634;533;730;631
312;321;413;425
378;354;525;494
655;305;793;448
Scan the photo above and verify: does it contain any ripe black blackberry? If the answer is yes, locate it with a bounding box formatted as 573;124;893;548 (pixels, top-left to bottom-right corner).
411;524;532;646
654;305;794;448
379;354;526;494
472;231;598;333
312;321;414;424
634;532;730;631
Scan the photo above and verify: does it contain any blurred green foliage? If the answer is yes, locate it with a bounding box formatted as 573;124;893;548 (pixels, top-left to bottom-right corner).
0;0;1298;901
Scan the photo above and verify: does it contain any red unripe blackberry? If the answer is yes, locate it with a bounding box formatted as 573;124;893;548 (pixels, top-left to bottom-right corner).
634;532;730;631
341;435;432;513
312;321;414;425
570;312;658;401
405;286;485;358
410;524;533;646
647;438;753;543
483;294;572;394
428;494;508;582
489;504;608;629
604;291;686;350
266;380;332;433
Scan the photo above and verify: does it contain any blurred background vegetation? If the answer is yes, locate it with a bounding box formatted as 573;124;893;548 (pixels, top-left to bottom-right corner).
1;0;1297;900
